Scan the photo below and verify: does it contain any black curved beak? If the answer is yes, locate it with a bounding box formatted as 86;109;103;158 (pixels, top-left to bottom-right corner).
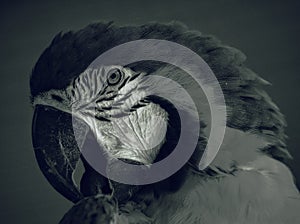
32;105;141;203
32;105;88;203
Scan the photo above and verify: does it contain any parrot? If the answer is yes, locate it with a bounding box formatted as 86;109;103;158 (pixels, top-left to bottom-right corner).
30;21;300;224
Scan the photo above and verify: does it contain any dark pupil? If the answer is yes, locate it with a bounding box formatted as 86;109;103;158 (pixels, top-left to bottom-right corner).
110;72;117;80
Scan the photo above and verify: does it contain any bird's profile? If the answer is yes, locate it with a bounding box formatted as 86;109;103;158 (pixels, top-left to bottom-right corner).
31;22;300;224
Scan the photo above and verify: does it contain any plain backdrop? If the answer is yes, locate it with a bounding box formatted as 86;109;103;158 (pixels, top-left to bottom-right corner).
0;0;299;223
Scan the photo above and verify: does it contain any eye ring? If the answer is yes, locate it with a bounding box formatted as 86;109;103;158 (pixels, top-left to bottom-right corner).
107;68;123;85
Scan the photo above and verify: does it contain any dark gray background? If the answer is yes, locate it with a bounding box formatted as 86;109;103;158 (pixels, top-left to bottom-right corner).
0;0;299;223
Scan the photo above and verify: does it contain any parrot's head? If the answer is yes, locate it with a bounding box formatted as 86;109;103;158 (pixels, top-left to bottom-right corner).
33;65;171;167
31;22;291;205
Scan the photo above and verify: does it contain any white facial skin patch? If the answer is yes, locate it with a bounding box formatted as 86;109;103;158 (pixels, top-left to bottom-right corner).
71;66;169;165
93;102;168;165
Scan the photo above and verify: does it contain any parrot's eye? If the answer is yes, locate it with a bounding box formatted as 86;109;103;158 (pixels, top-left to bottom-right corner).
107;68;123;85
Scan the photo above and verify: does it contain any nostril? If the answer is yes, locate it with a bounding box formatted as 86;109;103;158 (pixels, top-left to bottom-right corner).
51;94;64;102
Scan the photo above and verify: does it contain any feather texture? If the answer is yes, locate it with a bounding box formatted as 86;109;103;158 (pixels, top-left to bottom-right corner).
30;22;300;223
